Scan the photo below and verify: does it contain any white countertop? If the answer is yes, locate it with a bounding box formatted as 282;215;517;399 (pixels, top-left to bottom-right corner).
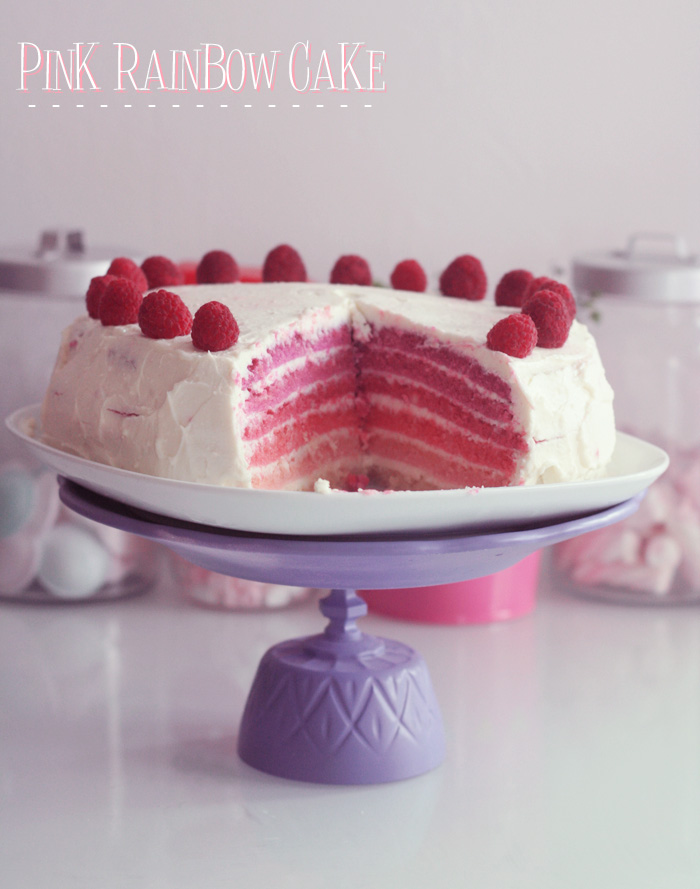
1;554;699;889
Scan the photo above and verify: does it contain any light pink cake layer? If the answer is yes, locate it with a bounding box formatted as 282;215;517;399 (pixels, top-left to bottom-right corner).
353;326;526;487
250;428;360;489
242;326;352;381
243;349;355;415
240;328;358;486
247;403;360;468
368;434;509;488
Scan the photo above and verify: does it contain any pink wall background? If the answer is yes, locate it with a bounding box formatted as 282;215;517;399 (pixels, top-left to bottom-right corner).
2;0;700;286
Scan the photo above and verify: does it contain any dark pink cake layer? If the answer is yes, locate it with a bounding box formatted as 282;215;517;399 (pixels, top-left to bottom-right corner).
243;376;356;440
357;346;513;426
244;348;355;415
365;327;513;402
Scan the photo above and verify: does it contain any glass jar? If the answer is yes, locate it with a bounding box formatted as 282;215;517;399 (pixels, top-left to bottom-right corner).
0;231;158;603
169;552;315;611
556;233;700;604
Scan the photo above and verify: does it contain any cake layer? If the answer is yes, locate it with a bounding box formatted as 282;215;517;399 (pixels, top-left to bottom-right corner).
250;429;361;490
247;402;359;468
243;374;356;440
243;325;352;385
363;434;509;489
243;349;355;415
364;326;513;401
360;375;524;452
364;402;518;476
357;339;515;423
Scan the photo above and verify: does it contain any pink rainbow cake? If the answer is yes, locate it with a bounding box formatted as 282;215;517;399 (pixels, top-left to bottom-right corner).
40;278;616;492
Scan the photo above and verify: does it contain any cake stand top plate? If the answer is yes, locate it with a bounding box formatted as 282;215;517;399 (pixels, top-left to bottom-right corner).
9;404;667;537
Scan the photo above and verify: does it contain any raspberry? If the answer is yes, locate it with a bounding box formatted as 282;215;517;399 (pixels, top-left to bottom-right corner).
262;244;307;282
486;313;538;358
330;254;372;286
141;255;184;290
522;290;572;348
196;250;240;284
390;259;427;292
85;274;118;319
191;301;240;352
527;276;576;320
138;290;193;339
106;257;148;293
494;269;534;308
526;275;552;295
99;278;143;326
439;255;487;300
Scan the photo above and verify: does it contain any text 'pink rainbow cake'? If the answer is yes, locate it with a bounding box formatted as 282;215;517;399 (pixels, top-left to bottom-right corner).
40;280;615;492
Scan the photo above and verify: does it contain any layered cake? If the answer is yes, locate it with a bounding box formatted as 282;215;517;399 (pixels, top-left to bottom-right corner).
40;267;616;492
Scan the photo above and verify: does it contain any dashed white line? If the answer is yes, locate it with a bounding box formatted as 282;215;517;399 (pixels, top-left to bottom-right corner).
27;101;376;111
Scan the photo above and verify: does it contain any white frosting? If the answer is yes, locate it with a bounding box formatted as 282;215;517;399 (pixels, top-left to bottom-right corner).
40;282;616;490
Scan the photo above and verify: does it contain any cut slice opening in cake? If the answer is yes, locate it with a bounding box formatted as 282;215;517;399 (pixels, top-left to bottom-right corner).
237;320;531;492
354;325;529;490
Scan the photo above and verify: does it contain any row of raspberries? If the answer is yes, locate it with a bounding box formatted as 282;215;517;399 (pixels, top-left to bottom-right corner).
86;257;238;352
85;247;575;356
486;272;576;357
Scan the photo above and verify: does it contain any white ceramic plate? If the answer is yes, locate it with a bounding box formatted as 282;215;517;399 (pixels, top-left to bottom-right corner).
7;404;669;537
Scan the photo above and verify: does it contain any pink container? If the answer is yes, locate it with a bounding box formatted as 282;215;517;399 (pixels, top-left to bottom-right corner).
360;550;541;624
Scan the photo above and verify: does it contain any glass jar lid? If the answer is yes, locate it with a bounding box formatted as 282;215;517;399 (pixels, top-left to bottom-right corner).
0;230;134;298
572;233;700;303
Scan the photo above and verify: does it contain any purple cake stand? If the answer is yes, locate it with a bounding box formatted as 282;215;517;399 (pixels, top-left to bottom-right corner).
59;478;641;785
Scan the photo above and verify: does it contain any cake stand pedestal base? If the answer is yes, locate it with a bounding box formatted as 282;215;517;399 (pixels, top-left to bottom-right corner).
238;588;444;784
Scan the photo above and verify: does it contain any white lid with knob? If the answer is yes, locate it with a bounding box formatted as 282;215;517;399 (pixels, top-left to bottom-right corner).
0;230;137;298
572;233;700;303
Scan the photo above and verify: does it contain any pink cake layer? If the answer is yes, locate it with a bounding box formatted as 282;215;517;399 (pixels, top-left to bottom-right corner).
367;327;513;401
243;326;352;381
367;434;508;488
244;375;357;440
241;328;358;484
250;428;360;488
247;403;359;468
356;342;515;426
243;349;355;417
365;408;517;479
356;326;525;487
361;374;525;452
